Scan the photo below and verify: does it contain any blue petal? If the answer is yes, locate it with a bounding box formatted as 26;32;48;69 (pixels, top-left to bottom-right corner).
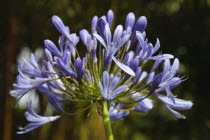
97;18;107;39
134;16;147;32
47;92;64;113
52;16;75;44
123;51;134;64
61;51;71;65
165;105;186;119
136;31;145;49
112;56;135;76
145;43;153;59
131;16;147;44
105;24;112;46
19;60;42;77
74;58;85;82
93;33;107;50
128;59;139;71
10;74;49;97
58;35;65;54
171;58;179;75
17;101;60;134
17;123;43;134
98;80;105;97
79;29;89;46
117;33;131;48
106;10;114;27
151;59;162;72
113;25;123;43
166;77;182;87
91;16;98;33
134;94;153;112
147;72;155;84
44;40;61;57
156;93;193;110
109;103;129;121
56;58;77;79
163;59;171;74
45;49;53;64
52;15;67;34
30;54;39;67
108;73;121;92
65;40;76;58
132;67;142;85
150;73;163;93
109;85;127;100
125;12;135;31
102;71;110;98
153;38;160;54
149;54;174;60
139;71;147;82
160;71;174;86
165;86;176;104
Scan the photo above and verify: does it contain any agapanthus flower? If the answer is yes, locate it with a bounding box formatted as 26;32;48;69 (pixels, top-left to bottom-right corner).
99;71;128;100
10;10;193;136
109;102;129;121
17;101;60;134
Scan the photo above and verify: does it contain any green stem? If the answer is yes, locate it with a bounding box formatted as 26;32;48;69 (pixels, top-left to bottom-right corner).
102;101;114;140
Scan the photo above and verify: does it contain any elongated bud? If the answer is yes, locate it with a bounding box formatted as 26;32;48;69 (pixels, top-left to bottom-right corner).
131;16;147;44
44;40;61;57
106;10;114;27
92;16;98;33
125;12;135;31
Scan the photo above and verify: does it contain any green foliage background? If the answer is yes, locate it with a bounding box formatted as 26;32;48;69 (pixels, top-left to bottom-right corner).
1;0;210;139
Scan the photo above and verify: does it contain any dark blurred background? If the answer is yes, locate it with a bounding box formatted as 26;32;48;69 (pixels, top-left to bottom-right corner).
1;0;210;140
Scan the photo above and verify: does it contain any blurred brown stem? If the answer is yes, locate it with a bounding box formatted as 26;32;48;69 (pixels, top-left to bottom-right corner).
3;15;19;140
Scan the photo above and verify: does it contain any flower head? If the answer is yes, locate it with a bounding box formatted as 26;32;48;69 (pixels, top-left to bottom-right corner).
10;10;193;134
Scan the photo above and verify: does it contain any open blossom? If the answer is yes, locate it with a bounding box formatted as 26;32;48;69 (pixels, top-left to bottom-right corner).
109;102;129;121
17;102;60;134
99;71;128;100
10;10;193;134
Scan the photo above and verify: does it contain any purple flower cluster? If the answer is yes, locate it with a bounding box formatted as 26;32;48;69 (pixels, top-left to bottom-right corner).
10;10;193;134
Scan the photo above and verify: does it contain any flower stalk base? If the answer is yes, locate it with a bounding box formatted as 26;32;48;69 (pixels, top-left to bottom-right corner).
102;101;114;140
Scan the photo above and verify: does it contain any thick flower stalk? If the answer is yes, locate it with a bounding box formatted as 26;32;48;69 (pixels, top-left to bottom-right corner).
10;10;193;139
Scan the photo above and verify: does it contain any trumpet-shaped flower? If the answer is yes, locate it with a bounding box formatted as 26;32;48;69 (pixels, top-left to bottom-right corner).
109;103;129;121
133;93;154;112
17;102;60;134
155;93;193;119
38;84;65;113
99;71;127;100
10;74;49;98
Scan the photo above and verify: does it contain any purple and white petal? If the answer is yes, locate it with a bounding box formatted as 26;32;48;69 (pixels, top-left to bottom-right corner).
106;10;114;27
109;103;129;121
153;38;160;54
91;16;98;33
156;93;193;110
102;71;110;98
93;33;107;49
117;33;131;48
109;85;127;100
149;54;174;61
125;12;135;31
108;73;121;92
113;25;123;43
112;56;135;76
44;40;61;57
134;95;153;112
17;101;60;134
